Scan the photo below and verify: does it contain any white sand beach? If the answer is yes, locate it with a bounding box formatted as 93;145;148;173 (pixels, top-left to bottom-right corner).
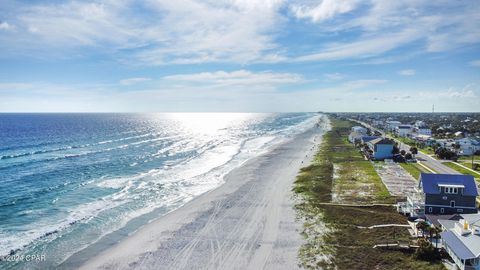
78;123;326;270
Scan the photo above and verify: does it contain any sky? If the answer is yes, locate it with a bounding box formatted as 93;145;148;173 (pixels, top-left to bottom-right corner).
0;0;479;112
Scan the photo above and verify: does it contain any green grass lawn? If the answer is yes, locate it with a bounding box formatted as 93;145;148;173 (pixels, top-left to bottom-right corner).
400;163;430;180
443;162;480;181
419;147;436;156
457;155;480;162
457;161;480;171
294;116;445;270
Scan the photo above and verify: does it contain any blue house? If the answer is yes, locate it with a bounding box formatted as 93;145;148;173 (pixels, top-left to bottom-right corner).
420;173;478;215
366;137;394;160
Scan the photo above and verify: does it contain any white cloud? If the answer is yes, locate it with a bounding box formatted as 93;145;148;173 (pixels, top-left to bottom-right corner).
0;22;12;31
0;0;285;64
469;60;480;67
0;0;479;66
291;0;359;23
164;70;304;86
398;69;415;76
292;1;480;63
418;85;478;99
343;79;388;89
119;77;152;86
0;82;35;91
295;28;421;62
323;73;345;81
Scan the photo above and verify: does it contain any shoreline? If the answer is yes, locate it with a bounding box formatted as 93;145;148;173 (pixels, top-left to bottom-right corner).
72;117;327;269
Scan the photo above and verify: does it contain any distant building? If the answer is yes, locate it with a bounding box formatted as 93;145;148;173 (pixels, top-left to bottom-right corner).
361;136;381;144
413;134;434;146
414;120;427;127
395;125;413;137
366;138;394;160
415;126;432;136
386;120;402;131
440;215;480;270
348;126;369;143
372;120;384;127
348;131;364;143
351;126;368;134
456;138;480;156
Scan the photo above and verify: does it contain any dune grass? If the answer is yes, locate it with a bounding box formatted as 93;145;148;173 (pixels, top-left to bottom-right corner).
294;116;445;270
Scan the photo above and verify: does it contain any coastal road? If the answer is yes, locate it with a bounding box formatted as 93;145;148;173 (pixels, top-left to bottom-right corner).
397;142;460;175
350;119;459;175
78;117;329;270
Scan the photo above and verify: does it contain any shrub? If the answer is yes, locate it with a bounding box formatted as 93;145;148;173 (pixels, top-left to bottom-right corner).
414;239;437;261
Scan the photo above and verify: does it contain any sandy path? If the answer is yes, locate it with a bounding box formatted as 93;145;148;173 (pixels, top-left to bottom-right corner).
77;124;325;270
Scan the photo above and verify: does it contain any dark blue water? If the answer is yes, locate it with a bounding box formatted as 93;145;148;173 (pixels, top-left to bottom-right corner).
0;113;318;269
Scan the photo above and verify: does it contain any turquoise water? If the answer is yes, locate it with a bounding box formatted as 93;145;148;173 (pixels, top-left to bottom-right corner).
0;112;318;269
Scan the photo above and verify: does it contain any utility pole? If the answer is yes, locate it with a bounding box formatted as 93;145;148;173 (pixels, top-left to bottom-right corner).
432;104;435;113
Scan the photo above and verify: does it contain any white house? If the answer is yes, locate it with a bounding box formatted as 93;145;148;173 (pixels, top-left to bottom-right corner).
351;126;368;135
395;125;413;137
440;215;480;270
414;125;432;136
372;120;384;127
386;121;402;131
456;138;480;156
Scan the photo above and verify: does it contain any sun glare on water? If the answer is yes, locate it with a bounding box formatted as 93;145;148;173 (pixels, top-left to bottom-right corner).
160;113;265;135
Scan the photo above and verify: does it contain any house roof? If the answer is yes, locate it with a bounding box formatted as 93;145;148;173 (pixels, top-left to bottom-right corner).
352;126;366;130
361;136;380;142
438;219;457;230
426;213;463;226
368;137;394;145
397;125;412;129
349;131;364;139
441;230;479;260
419;173;479;196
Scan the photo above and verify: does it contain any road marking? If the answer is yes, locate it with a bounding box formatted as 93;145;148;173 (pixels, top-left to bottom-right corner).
417;162;436;173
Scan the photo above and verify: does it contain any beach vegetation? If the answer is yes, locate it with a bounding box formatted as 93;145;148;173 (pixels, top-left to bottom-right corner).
294;116;445;270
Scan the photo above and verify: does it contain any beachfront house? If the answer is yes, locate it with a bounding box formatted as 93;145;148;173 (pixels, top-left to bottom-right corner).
420;173;478;215
361;136;380;144
351;126;368;134
348;126;369;143
366;138;394;160
348;131;363;143
395;125;413;137
440;216;480;270
399;173;479;217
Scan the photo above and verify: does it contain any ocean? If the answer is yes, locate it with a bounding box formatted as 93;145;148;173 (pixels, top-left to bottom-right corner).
0;112;319;269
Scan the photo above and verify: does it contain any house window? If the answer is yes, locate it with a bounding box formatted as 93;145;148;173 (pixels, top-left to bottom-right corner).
445;187;458;194
441;208;444;214
428;207;433;213
450;201;455;208
457;208;463;213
